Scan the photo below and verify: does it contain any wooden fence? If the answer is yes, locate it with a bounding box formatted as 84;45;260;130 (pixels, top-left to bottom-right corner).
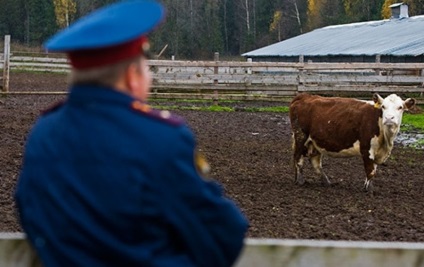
1;51;424;101
1;35;10;92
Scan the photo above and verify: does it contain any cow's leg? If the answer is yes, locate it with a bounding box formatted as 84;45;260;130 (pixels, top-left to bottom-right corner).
294;157;305;185
362;156;377;192
291;131;308;185
310;153;331;186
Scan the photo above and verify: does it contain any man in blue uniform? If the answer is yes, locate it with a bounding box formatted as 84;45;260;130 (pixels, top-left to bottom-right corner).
14;1;248;266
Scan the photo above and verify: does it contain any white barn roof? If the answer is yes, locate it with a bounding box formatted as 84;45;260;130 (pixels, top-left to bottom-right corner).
242;15;424;58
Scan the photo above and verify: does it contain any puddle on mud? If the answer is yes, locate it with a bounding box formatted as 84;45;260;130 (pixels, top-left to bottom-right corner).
395;132;424;149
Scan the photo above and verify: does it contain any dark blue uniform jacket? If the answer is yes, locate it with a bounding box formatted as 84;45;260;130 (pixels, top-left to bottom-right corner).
15;85;248;267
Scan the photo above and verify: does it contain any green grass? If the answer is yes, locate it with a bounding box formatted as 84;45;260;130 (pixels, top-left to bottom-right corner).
152;102;424;136
402;112;424;132
150;98;239;104
243;106;289;112
152;104;234;112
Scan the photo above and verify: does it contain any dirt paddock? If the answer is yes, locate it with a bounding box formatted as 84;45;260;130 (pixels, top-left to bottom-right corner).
1;72;424;242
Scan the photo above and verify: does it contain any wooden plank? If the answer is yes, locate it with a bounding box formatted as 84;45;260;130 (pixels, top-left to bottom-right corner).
152;83;297;91
149;60;304;68
298;85;424;93
10;62;70;68
8;56;424;71
299;74;424;84
0;91;68;95
149;60;424;70
12;56;69;63
301;62;424;70
153;74;298;85
149;92;294;101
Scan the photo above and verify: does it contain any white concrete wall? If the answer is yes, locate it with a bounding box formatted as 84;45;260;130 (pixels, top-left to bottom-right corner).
1;233;424;267
234;239;424;267
0;233;41;267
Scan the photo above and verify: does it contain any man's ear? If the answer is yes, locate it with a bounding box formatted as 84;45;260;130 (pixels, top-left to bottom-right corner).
125;63;139;92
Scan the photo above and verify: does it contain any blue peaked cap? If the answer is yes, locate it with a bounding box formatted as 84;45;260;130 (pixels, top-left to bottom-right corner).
44;0;165;52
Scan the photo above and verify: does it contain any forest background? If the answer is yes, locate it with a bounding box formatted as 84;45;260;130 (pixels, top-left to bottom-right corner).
1;0;424;60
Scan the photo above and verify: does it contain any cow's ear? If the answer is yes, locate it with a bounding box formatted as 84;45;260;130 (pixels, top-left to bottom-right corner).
373;93;383;108
403;98;416;110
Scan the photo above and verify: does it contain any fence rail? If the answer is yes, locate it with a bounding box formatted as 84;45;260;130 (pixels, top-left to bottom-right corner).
1;53;424;100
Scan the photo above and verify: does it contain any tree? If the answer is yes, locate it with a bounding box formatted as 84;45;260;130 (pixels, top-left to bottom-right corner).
292;0;304;34
0;0;27;43
344;0;384;22
73;0;118;18
269;0;306;42
381;0;396;18
307;0;328;30
3;0;423;57
195;0;223;58
53;0;77;28
269;10;283;41
218;0;240;55
24;0;57;45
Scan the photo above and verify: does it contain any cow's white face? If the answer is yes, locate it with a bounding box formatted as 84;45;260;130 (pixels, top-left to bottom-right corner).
373;93;415;127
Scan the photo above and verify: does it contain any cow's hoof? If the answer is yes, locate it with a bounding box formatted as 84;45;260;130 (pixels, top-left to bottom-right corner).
363;183;375;194
321;175;331;186
322;181;331;187
295;177;305;185
363;179;374;191
295;180;305;185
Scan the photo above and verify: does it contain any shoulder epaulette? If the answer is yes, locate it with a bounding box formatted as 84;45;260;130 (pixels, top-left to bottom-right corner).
40;100;65;115
131;101;185;126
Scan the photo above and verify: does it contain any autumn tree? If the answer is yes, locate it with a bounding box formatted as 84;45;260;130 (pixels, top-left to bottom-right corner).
307;0;322;29
381;0;397;18
53;0;77;28
2;0;423;57
344;0;384;21
382;0;424;18
269;10;283;41
276;0;307;39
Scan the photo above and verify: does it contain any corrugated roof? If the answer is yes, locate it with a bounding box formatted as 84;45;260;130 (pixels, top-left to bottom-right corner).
242;15;424;57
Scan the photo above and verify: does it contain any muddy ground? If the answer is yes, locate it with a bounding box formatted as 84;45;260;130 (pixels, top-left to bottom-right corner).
1;72;424;242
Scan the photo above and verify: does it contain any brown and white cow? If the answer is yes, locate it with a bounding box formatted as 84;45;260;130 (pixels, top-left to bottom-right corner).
289;93;415;191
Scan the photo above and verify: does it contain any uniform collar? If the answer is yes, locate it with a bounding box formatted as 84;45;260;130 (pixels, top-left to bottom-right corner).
68;84;137;106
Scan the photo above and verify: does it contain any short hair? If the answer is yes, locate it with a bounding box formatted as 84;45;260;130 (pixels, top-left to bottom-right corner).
69;55;144;87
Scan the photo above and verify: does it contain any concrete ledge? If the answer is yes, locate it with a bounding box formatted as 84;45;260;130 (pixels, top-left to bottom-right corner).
1;233;424;267
234;238;424;267
0;233;41;267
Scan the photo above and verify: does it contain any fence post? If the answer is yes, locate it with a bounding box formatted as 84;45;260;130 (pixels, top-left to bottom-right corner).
213;52;219;105
297;55;305;94
421;68;424;97
2;35;10;93
375;55;381;75
246;58;252;87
